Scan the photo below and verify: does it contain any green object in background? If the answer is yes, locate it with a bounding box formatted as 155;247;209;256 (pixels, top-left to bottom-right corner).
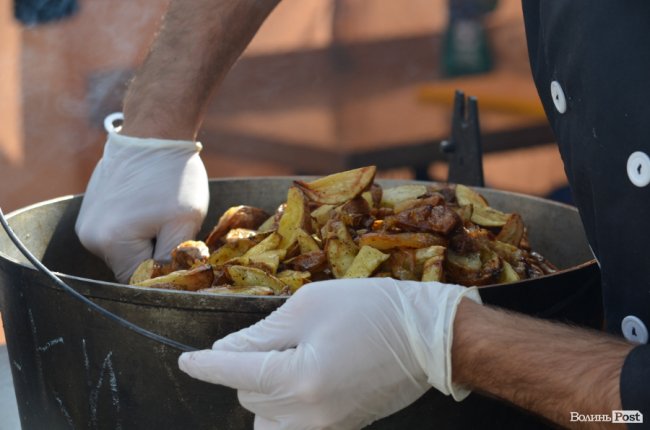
478;0;499;14
442;0;495;77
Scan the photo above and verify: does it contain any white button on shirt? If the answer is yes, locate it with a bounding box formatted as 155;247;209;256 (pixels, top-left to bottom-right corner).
622;315;649;344
626;151;650;187
550;81;567;114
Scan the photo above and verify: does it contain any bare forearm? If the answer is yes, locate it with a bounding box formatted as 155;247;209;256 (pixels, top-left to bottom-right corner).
122;0;280;140
452;299;634;429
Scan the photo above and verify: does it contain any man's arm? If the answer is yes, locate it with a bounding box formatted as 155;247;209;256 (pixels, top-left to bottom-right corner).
452;299;635;429
122;0;281;140
77;0;280;281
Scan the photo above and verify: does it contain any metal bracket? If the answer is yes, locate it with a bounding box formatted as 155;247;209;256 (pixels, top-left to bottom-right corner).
441;90;485;187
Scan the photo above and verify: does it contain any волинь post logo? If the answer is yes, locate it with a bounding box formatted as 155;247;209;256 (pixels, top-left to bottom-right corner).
570;411;643;424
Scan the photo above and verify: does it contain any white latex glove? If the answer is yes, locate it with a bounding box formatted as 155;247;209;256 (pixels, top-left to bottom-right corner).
75;115;209;283
178;278;482;430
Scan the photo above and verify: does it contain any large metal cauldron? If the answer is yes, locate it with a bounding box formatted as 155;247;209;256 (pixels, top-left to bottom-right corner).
0;178;601;430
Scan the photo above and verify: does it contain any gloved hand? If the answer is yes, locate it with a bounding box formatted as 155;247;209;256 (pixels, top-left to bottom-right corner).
178;277;482;430
75;115;209;283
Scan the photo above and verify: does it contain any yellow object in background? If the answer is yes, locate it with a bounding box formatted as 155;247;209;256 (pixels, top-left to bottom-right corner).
418;71;547;119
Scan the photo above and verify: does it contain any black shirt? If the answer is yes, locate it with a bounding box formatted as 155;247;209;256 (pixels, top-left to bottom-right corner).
522;0;650;419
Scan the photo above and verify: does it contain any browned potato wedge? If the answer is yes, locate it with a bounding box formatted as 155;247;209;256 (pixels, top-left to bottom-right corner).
383;248;418;281
256;215;277;233
445;248;504;286
478;248;503;283
455;184;488;208
361;184;382;209
129;259;160;284
384;205;461;235
454;184;510;227
446;250;481;273
499;260;520;283
225;228;258;242
336;197;371;229
205;205;270;248
487;240;526;276
487;239;522;260
243;232;282;257
296;229;320;253
470;205;510;227
496;213;525;246
278;187;312;249
380;185;428;208
171;240;209;270
199;285;275;296
134;264;214;291
422;249;446;282
415;245;447;265
326;238;359;278
321;219;355;244
157;262;174;276
311;204;336;227
360;232;447;250
226;265;286;294
229;249;287;274
393;194;444;214
453;204;473;223
249;249;286;274
208;240;255;267
343;246;390;278
295;166;376;205
277;270;311;293
527;251;558;274
285;250;328;274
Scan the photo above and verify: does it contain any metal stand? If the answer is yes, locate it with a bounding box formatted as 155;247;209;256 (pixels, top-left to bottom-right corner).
441;90;485;186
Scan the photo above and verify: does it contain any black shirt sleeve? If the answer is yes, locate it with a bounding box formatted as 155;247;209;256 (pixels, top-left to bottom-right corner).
620;345;650;427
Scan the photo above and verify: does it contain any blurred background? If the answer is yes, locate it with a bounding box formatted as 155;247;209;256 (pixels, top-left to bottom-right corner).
0;0;569;213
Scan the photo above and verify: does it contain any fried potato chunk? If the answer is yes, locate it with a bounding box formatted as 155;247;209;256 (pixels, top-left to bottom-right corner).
496;213;525;246
285;250;329;275
226;265;286;294
276;270;312;293
326;238;359;278
384;205;461;235
277;187;312;250
343;246;390;278
134;264;214;291
171;240;209;270
295;166;376;205
205;205;270;249
131;166;555;294
383;248;418;281
359;232;447;250
381;185;429;208
129;259;160;284
421;246;446;282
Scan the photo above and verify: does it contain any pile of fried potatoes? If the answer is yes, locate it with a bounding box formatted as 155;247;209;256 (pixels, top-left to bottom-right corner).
129;166;556;295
